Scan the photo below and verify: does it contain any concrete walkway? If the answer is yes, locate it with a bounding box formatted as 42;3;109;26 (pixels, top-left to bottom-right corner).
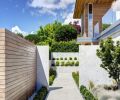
46;73;84;100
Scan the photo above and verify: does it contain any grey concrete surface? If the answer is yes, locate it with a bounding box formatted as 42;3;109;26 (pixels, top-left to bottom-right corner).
46;73;84;100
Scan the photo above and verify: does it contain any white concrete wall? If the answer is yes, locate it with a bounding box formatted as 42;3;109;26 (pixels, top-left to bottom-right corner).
51;52;79;66
79;46;113;88
37;46;49;90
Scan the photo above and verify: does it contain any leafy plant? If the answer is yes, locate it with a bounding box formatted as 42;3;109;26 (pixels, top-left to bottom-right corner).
97;37;120;85
55;61;59;66
69;57;72;60
88;81;95;91
61;61;65;66
72;72;79;87
80;85;98;100
65;61;70;66
70;61;75;66
75;61;79;66
60;57;63;60
74;57;77;60
65;57;67;60
34;87;48;100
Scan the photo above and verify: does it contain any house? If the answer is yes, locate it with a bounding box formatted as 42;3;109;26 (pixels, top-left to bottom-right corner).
73;0;120;45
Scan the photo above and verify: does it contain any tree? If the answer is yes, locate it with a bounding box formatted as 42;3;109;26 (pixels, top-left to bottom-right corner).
16;33;24;38
54;25;77;42
97;37;120;85
102;24;111;31
25;34;40;44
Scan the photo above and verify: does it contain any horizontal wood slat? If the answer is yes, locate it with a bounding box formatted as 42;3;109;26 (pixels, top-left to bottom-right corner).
0;29;37;100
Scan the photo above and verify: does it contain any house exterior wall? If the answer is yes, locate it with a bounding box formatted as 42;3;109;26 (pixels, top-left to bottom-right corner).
79;45;113;88
0;29;37;100
36;46;49;91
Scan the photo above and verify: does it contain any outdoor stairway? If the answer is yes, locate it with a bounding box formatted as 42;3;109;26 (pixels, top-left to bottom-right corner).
46;73;84;100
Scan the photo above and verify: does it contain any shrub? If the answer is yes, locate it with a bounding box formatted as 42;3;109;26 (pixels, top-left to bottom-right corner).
49;68;57;85
55;61;60;66
65;57;67;60
49;68;57;77
72;72;79;87
52;58;55;60
34;87;48;100
56;58;59;60
74;57;77;60
80;85;98;100
60;57;63;60
49;75;55;85
75;61;79;66
97;37;120;84
61;61;65;66
69;57;72;60
65;61;70;66
70;61;75;66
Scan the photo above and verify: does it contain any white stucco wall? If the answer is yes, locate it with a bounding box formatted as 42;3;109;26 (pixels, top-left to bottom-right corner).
37;46;49;90
79;46;113;88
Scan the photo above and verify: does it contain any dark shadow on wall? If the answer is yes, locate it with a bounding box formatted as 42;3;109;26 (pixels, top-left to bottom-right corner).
36;48;49;91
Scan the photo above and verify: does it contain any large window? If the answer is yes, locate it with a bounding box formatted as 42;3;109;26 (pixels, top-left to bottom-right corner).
88;4;93;37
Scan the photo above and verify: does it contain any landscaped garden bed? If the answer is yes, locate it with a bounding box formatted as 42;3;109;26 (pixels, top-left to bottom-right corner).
33;87;48;100
49;68;57;85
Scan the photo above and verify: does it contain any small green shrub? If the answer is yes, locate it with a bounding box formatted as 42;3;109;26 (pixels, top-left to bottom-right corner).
52;58;55;60
61;61;65;66
69;57;72;60
80;85;98;100
49;68;57;85
65;57;67;60
74;57;77;60
72;72;79;87
75;61;79;66
65;61;70;66
49;75;55;85
56;58;59;60
60;57;63;60
70;61;75;66
34;87;48;100
49;68;57;77
55;61;60;66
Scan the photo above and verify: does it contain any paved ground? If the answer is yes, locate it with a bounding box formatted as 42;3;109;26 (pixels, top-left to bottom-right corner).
46;73;84;100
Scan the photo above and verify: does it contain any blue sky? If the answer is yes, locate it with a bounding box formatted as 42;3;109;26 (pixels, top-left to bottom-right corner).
0;0;78;35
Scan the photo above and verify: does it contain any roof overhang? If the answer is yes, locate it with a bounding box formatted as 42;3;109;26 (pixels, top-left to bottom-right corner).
73;0;114;19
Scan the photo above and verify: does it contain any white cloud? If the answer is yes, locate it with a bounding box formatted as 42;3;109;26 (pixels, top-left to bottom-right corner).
63;13;81;25
28;0;75;16
112;0;120;11
11;26;27;35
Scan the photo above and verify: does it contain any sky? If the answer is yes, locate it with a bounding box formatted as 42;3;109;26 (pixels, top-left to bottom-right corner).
0;0;120;35
0;0;80;35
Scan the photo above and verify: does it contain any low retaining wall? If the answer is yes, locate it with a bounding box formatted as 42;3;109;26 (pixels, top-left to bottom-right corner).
51;52;79;67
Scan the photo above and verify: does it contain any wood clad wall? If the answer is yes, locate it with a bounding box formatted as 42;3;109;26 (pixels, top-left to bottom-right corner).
93;3;112;32
0;29;6;100
0;29;37;100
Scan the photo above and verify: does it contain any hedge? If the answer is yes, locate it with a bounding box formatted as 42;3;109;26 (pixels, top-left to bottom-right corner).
80;85;98;100
50;41;79;52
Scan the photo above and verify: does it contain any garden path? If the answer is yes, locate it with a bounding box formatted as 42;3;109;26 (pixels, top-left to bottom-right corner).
46;72;84;100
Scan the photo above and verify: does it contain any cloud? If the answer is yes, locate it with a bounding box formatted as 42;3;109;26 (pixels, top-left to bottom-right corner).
28;0;75;16
112;0;120;11
63;13;81;25
11;26;27;35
